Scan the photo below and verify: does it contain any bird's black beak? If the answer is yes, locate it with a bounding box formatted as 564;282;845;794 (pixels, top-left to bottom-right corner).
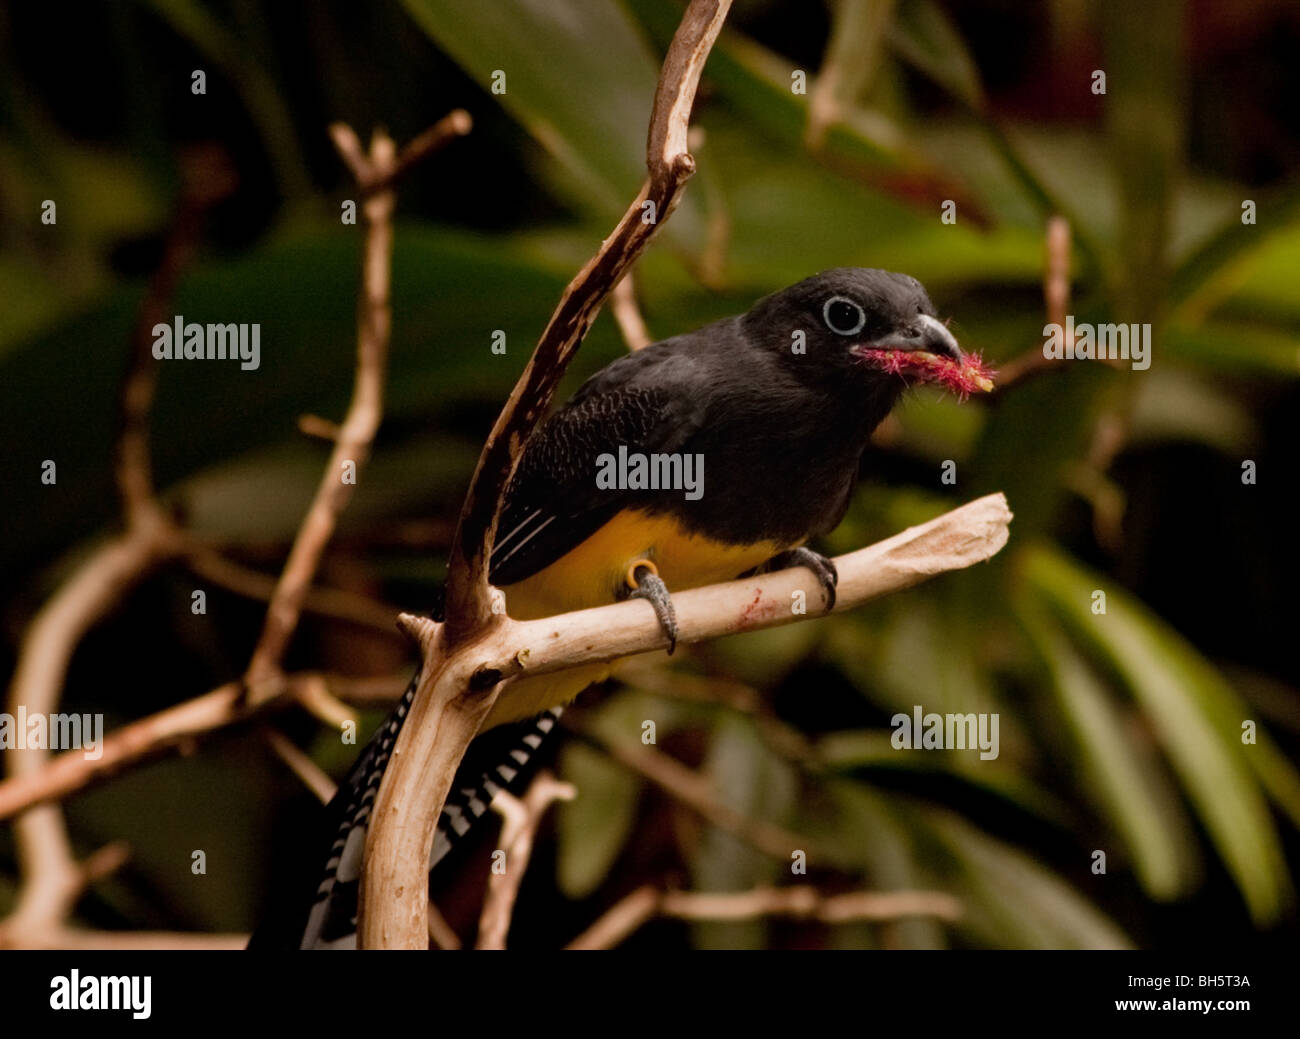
872;314;963;363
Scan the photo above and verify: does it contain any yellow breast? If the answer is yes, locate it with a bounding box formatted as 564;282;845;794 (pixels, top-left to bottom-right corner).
501;508;790;620
480;509;794;730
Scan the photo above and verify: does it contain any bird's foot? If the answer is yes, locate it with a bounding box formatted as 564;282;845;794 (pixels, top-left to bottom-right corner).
622;559;678;655
759;547;839;611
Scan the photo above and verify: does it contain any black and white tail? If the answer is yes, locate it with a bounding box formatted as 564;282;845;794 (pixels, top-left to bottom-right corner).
249;667;561;950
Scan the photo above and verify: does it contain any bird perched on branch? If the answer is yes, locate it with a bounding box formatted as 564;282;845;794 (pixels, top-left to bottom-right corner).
251;267;993;949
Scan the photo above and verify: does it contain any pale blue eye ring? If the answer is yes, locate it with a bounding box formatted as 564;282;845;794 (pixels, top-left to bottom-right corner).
823;296;866;336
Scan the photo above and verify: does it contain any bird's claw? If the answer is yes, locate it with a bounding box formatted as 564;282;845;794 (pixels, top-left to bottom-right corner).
761;547;838;611
623;559;678;654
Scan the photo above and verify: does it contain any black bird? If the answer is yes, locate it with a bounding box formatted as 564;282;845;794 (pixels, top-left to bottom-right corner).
253;267;992;948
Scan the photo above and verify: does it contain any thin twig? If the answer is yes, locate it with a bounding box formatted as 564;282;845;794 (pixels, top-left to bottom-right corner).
183;539;402;636
617;661;818;763
291;673;359;730
0;526;180;949
242;129;399;703
244;116;469;705
475;772;576;949
22;929;250;951
297;414;343;441
567;885;963;949
804;0;895;152
578;729;808;861
331;111;472;197
611;272;653;351
427;903;462;951
264;728;337;804
117;145;236;524
994;215;1073;390
366;110;473;196
0;672;361;820
1;118;464;949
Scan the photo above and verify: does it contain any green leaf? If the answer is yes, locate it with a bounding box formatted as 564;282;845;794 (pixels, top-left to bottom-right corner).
556;743;642;899
1168;181;1300;314
399;0;705;248
971;345;1117;537
1100;0;1185;314
0;254;89;357
143;0;310;198
810;779;950;948
815;727;1068;824
1023;544;1296;923
920;805;1132;949
0;222;608;580
558;688;678;898
1015;603;1195;900
691;714;798;949
804;0;897;150
1127;368;1259;453
176;433;480;543
628;0;911;169
1163;320;1300;378
887;0;984;110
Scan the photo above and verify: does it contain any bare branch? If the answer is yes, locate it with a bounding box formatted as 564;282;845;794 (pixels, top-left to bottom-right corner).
264;728;337;804
242;129;397;702
291;673;358;730
331;111;472;197
427;903;462;951
993;215;1078;390
182;539;401;636
580;731;807;860
475;772;576;949
566;886;662;951
23;929;249;951
368;110;473;195
646;0;732;177
117;145;237;523
567;885;963;949
611;272;653;351
0;673;357;820
244;115;469;705
804;0;895;152
1045;213;1071;331
1;118;465;949
297;413;342;441
364;491;1008;948
450;492;1013;684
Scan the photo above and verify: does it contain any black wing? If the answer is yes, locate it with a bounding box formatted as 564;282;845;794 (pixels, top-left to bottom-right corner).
488;346;708;587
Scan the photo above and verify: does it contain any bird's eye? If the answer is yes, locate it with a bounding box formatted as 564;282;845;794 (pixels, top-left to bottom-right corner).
823;296;866;336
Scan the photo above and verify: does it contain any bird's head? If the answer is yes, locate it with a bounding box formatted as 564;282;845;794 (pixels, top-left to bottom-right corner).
742;268;995;399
